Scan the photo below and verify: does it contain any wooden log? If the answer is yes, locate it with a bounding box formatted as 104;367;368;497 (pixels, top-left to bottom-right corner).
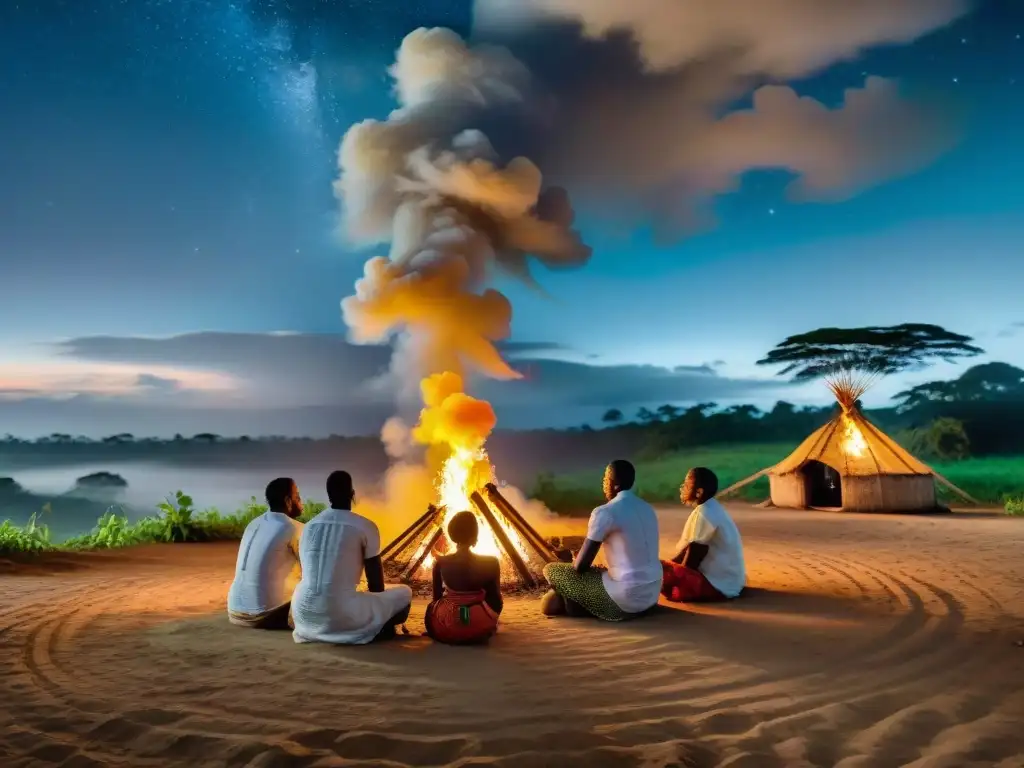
718;468;769;499
380;504;439;560
471;490;537;589
483;483;558;562
400;526;443;583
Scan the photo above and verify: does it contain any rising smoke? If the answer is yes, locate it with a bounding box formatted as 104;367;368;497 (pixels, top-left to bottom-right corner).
339;2;966;392
333;1;968;528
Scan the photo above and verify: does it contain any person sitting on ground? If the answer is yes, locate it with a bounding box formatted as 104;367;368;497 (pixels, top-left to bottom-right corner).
291;470;413;645
662;467;746;603
541;459;662;621
424;511;503;644
227;477;304;629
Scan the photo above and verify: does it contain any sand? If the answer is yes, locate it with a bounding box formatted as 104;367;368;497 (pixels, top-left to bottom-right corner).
2;505;1023;768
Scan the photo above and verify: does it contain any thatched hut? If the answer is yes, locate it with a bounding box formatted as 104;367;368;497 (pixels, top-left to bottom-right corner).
722;377;976;513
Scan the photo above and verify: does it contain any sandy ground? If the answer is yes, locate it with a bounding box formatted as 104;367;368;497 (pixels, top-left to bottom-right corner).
2;505;1023;768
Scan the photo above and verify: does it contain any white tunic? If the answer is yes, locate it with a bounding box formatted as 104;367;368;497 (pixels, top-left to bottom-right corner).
677;498;746;598
291;508;412;645
586;490;663;614
227;511;303;617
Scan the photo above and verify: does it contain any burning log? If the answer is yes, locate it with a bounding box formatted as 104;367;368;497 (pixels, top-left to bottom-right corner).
470;490;536;589
380;504;439;560
483;483;561;561
381;485;558;592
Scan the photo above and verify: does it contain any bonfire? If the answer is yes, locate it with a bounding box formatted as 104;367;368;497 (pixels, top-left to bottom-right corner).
380;373;561;591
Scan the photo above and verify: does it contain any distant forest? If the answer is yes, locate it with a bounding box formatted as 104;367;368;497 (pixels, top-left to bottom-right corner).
3;362;1022;462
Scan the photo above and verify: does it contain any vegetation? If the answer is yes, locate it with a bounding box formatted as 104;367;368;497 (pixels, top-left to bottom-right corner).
531;443;1024;515
756;323;984;381
0;493;328;557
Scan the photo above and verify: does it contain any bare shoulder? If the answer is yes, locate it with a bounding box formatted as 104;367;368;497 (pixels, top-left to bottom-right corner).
479;554;501;572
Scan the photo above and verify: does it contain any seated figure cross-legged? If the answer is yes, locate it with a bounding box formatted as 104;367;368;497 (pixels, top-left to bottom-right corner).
662;467;746;603
541;459;662;621
291;470;413;645
227;477;305;629
424;511;503;644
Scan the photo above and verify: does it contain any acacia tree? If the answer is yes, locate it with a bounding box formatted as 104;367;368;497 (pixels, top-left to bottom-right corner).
601;408;624;424
757;323;984;407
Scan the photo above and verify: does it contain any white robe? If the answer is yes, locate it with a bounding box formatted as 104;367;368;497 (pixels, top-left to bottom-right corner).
291;508;412;645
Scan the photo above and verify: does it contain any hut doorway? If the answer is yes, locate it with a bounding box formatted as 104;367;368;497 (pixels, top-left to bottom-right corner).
802;460;842;507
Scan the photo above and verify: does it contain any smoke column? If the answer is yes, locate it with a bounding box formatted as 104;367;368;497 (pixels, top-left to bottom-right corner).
332;3;966;526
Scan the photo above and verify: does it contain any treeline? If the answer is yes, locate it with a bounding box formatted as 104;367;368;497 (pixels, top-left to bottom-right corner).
598;362;1024;460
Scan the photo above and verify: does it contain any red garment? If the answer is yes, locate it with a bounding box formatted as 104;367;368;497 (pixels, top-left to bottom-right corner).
661;560;726;603
425;589;499;644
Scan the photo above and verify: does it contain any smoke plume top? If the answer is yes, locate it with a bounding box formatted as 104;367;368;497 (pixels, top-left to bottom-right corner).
336;2;967;390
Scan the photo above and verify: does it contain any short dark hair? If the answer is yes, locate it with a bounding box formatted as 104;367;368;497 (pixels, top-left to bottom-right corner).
608;459;636;490
265;477;296;511
688;467;718;498
326;470;355;508
447;510;478;547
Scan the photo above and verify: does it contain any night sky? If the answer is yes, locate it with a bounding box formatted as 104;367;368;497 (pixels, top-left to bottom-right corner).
1;0;1022;437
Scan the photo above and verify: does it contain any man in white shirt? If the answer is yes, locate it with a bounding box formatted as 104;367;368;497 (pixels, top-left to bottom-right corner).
227;477;304;629
291;470;413;645
663;467;746;602
540;459;662;621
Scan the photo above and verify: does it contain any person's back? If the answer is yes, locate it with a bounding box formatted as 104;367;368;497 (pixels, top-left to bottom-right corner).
291;470;413;644
425;511;502;644
541;459;661;621
593;490;662;611
437;552;501;602
291;507;378;640
227;478;304;629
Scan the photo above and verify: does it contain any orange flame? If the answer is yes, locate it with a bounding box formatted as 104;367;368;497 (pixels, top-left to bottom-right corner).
411;372;531;570
841;413;868;458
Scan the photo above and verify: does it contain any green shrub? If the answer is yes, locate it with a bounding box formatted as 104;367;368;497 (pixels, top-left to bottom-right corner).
300;499;326;522
0;505;54;555
156;491;197;542
1005;495;1024;516
64;508;142;549
1;490;330;556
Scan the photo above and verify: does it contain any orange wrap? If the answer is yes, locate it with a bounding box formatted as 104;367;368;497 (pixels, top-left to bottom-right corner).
425;589;499;644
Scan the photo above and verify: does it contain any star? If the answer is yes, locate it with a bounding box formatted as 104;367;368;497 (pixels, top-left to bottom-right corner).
952;77;959;83
769;208;776;216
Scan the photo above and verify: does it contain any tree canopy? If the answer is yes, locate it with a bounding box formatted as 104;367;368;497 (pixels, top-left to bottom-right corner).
894;362;1024;410
757;323;984;383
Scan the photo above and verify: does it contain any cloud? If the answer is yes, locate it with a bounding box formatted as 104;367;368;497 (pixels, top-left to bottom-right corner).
475;0;969;76
468;0;965;232
996;321;1024;339
328;6;964;410
0;332;790;437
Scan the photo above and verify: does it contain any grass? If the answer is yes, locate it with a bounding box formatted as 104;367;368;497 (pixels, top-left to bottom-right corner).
0;492;329;558
531;443;1024;515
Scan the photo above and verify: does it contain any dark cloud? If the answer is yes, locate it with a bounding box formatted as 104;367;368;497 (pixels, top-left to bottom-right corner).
467;2;964;234
18;332;788;437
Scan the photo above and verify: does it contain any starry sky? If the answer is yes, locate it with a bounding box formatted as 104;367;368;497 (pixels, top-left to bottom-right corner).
1;0;1022;438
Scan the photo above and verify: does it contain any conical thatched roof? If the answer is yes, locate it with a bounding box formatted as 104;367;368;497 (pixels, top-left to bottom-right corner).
719;371;977;504
770;408;930;477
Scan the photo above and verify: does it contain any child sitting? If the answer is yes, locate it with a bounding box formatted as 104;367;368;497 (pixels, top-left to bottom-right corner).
662;467;746;602
424;511;503;644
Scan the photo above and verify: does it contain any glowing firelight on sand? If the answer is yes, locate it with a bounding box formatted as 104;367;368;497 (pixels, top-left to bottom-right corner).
412;372;532;571
841;413;868;457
